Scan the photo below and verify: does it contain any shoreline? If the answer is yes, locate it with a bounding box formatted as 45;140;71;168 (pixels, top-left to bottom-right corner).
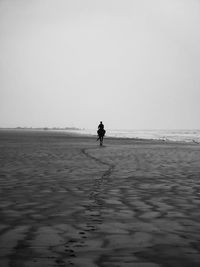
0;128;199;146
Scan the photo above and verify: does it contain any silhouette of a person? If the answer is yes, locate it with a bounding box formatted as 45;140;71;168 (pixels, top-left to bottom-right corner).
97;121;106;145
98;121;104;131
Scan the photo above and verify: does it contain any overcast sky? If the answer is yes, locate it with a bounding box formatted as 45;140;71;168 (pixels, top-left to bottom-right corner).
0;0;200;129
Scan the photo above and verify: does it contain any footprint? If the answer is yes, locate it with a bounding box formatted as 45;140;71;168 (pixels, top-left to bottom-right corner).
67;239;77;243
79;231;86;235
79;231;87;239
74;244;84;248
65;249;74;253
85;225;96;231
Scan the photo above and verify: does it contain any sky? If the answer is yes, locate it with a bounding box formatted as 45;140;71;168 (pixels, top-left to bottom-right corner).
0;0;200;129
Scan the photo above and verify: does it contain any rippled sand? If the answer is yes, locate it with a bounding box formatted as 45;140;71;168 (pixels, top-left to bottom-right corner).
0;130;200;267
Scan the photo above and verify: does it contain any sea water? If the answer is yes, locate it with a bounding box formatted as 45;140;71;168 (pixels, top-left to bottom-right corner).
76;129;200;144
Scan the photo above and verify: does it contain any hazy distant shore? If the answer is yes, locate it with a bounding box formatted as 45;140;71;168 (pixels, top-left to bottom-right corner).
0;126;83;131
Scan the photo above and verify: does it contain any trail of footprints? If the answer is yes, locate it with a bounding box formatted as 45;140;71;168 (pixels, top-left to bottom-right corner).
63;148;115;264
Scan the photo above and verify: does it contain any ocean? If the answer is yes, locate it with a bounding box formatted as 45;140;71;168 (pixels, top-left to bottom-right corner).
75;129;200;144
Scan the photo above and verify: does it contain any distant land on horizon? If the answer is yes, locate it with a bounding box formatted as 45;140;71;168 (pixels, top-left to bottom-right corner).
0;127;83;131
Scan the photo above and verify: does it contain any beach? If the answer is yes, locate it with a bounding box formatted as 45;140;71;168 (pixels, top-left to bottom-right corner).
0;130;200;267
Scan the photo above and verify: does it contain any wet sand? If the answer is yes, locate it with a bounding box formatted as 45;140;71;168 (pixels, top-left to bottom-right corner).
0;130;200;267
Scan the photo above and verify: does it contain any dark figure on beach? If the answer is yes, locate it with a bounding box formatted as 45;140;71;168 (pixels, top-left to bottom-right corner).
97;121;106;146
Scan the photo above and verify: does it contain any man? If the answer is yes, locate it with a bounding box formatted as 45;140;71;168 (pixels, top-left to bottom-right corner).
97;121;106;144
98;121;104;131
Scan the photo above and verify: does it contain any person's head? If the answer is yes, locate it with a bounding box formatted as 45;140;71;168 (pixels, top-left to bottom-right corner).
100;121;102;124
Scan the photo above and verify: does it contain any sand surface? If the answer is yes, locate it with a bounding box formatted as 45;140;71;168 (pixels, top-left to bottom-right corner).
0;130;200;267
